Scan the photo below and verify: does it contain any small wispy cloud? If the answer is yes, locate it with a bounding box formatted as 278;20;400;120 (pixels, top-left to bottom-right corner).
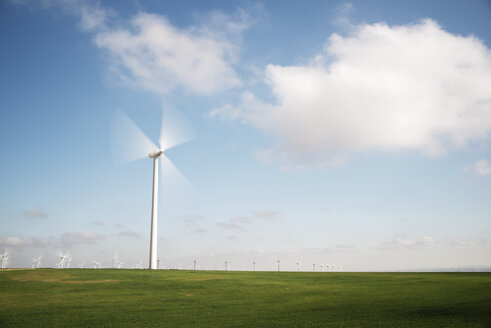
216;222;244;230
193;228;207;234
444;236;487;247
332;2;355;28
23;210;47;218
118;230;141;238
183;215;205;225
60;230;105;247
0;236;50;248
10;0;111;31
472;159;491;176
231;216;250;224
376;235;438;250
90;220;105;227
252;210;279;218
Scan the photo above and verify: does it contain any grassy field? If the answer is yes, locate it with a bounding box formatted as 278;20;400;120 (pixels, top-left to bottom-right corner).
0;269;490;327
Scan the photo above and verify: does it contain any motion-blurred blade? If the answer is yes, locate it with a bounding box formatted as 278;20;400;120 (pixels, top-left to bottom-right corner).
159;103;195;152
159;155;195;206
160;154;194;193
110;111;158;164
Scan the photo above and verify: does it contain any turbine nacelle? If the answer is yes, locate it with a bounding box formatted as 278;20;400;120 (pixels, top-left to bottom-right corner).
148;149;163;159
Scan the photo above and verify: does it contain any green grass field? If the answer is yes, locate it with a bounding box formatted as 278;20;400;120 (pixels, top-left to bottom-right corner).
0;269;490;327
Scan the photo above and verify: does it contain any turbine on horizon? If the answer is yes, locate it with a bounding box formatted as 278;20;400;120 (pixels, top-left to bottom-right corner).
1;251;9;269
111;104;194;270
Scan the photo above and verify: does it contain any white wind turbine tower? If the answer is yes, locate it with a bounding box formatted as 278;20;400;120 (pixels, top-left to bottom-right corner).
111;105;194;270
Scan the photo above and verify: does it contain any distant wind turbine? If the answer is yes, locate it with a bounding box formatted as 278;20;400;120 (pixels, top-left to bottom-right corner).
111;105;194;270
32;256;41;269
112;253;120;269
1;251;9;269
57;253;67;269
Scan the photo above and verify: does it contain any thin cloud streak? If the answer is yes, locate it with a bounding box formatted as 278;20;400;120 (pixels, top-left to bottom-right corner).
23;210;47;218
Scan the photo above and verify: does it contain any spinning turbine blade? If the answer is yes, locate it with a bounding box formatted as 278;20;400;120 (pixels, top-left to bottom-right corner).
111;111;158;164
159;103;195;152
160;154;194;199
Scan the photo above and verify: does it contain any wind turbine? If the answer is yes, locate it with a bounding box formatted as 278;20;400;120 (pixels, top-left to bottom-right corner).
58;253;67;269
34;256;42;269
111;105;194;270
1;251;9;269
112;253;120;269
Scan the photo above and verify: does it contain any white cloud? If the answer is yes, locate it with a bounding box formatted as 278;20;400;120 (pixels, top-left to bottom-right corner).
473;159;491;176
12;1;247;95
94;11;243;95
215;19;491;167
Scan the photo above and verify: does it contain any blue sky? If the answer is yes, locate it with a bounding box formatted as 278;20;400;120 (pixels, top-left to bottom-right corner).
1;0;490;271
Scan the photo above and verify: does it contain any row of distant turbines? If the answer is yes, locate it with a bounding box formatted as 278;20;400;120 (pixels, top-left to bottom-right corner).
1;251;342;272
